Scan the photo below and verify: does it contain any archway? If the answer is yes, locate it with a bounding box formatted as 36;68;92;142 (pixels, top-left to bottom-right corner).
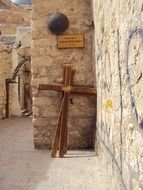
5;55;31;117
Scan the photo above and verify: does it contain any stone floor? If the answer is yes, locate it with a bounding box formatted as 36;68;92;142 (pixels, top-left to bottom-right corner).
0;117;109;190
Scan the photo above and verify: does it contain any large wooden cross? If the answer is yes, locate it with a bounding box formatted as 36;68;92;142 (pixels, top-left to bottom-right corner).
38;64;96;158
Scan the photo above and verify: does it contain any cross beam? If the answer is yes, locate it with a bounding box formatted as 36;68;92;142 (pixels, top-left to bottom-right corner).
38;64;96;158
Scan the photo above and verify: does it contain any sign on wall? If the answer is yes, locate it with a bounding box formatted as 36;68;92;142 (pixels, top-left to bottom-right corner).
57;34;84;49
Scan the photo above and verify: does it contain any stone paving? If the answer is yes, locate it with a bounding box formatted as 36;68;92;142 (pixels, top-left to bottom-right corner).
0;117;109;190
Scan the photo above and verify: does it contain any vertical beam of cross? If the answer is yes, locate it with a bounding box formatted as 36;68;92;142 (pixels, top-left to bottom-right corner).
59;65;73;157
51;64;73;157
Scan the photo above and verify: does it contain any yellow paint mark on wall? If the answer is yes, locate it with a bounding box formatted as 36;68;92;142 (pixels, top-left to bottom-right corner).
104;99;113;110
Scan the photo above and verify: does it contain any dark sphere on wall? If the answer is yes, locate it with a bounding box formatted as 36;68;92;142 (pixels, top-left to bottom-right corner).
48;13;69;35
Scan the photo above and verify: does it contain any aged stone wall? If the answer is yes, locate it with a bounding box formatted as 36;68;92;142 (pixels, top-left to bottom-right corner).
93;0;143;189
10;26;31;116
0;0;30;35
32;0;96;149
0;27;31;119
15;27;32;113
0;42;12;118
0;10;30;35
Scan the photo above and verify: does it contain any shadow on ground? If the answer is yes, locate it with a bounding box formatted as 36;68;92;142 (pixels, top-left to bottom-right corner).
0;117;109;190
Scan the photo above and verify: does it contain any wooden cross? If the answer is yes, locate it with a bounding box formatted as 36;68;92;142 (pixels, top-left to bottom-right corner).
38;64;96;158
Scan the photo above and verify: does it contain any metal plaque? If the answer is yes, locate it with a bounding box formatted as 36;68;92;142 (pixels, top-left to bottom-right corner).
57;34;84;49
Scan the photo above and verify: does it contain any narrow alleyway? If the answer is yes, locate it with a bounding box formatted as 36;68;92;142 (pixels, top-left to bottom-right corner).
0;118;109;190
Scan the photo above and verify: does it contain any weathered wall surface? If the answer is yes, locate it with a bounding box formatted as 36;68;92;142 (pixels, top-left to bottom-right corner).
0;10;30;35
0;43;12;118
10;26;31;116
93;0;143;189
32;0;96;149
0;27;31;119
15;27;32;113
0;0;30;35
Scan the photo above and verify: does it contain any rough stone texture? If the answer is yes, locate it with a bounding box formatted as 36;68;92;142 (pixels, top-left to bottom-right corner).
0;1;31;118
0;26;31;119
12;26;32;115
16;26;31;48
32;0;96;149
93;0;143;189
0;42;12;118
0;0;30;35
0;35;16;45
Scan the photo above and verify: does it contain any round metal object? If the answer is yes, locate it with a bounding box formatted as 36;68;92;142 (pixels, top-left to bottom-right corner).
48;13;69;34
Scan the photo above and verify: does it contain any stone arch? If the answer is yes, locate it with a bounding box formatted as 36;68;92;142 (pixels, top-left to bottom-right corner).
5;55;31;117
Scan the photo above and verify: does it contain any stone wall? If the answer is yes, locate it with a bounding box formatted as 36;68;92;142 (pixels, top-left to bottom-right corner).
32;0;96;149
0;0;30;35
93;0;143;189
0;42;12;118
11;30;31;116
0;9;30;35
0;27;31;119
15;27;32;113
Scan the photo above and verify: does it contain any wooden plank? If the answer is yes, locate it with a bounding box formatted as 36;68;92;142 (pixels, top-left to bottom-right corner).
64;65;73;155
51;96;65;158
5;82;9;118
63;65;72;155
38;84;63;91
63;65;69;155
71;86;96;95
38;84;96;95
59;92;69;157
59;65;72;157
